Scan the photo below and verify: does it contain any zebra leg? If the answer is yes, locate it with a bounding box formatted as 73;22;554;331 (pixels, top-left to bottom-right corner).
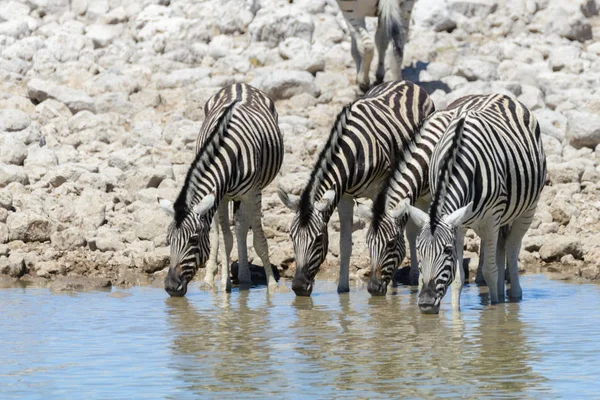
505;210;535;299
204;216;220;287
374;20;390;86
343;14;373;92
217;200;233;293
406;215;420;286
496;227;507;302
475;247;486;286
451;228;466;311
479;222;500;304
337;195;354;293
235;200;252;290
406;197;429;286
248;191;277;289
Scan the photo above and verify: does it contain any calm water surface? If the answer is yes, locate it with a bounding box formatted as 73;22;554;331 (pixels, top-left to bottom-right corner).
1;275;599;399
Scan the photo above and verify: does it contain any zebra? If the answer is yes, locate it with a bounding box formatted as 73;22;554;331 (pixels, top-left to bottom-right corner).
355;96;486;295
404;94;546;313
335;0;411;92
278;80;434;296
158;83;284;296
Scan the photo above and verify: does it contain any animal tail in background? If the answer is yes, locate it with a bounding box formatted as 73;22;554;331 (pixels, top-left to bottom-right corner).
377;0;404;70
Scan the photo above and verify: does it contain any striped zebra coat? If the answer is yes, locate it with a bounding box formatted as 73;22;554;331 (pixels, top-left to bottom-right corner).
406;94;547;313
355;104;464;295
158;83;283;296
278;80;434;296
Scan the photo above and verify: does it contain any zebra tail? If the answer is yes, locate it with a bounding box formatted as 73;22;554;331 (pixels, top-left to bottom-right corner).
174;99;240;223
378;0;404;60
429;112;467;233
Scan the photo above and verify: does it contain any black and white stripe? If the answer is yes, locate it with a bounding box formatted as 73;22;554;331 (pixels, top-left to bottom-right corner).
361;95;480;294
406;94;547;313
159;83;283;296
278;80;435;296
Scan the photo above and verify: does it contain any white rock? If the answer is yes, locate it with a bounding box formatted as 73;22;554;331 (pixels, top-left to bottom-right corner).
549;46;582;72
208;35;233;60
73;189;107;231
249;6;314;48
94;92;134;115
534;108;567;142
27;79;95;114
449;0;497;17
0;109;31;132
71;0;88;16
518;85;545;111
86;24;124;49
541;134;562;156
24;146;58;170
153;68;212;89
7;211;51;242
455;57;498;81
35;99;73;121
0;164;28;187
566;110;600;149
0;20;29;38
0;1;30;21
251;69;320;100
0;135;27;166
134;208;171;242
412;0;457;32
0;190;13;210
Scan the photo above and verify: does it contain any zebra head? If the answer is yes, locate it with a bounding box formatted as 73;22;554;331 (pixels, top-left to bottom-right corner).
278;188;335;296
158;195;215;297
356;201;408;296
406;202;473;314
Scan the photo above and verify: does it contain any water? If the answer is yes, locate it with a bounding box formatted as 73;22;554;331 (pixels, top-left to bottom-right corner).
1;275;599;399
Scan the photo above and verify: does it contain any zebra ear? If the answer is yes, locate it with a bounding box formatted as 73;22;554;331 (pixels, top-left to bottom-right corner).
158;197;175;217
444;202;473;228
315;189;336;213
193;193;216;216
407;205;429;229
389;199;409;219
277;187;299;211
355;204;372;222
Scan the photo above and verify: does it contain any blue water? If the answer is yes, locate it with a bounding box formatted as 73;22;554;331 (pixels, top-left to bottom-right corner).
1;275;599;399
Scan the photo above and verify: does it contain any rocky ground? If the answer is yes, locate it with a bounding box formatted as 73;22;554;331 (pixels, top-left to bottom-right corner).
0;0;599;291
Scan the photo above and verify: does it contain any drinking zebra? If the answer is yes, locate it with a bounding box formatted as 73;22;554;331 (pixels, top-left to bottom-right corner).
335;0;408;92
278;81;434;296
356;96;489;295
405;94;547;313
158;83;283;296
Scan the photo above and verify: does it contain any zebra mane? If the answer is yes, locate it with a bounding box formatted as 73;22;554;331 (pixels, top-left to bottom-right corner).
298;103;352;225
173;99;240;227
371;113;431;230
429;112;467;234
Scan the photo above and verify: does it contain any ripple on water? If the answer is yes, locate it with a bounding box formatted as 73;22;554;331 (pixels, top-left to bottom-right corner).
0;275;599;399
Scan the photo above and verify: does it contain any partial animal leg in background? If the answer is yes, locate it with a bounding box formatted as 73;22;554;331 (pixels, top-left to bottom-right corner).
374;20;390;86
505;210;535;299
204;216;220;287
217;200;233;293
451;228;467;311
496;226;507;302
248;191;277;288
377;0;405;81
235;200;252;289
342;14;374;92
479;221;500;304
337;195;355;293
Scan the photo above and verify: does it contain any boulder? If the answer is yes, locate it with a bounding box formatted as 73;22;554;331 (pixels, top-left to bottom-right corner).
535;108;567;141
0;109;31;132
27;79;95;114
134;208;171;241
86;23;124;48
251;69;319;100
449;0;497;17
0;164;29;187
0;135;28;165
565;111;600;149
50;228;87;251
411;0;457;32
249;6;314;48
6;211;51;242
539;236;584;262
